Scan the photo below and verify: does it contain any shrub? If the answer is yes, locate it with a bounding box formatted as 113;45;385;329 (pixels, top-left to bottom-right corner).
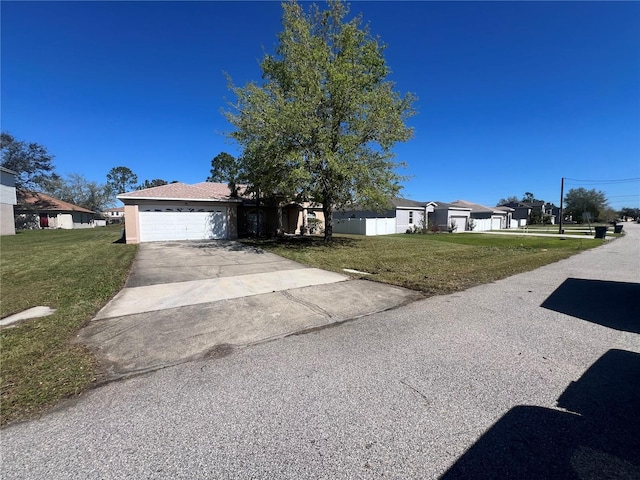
468;218;476;231
307;217;323;234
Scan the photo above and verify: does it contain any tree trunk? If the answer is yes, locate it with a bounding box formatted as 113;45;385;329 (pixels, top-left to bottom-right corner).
323;201;333;243
277;203;284;236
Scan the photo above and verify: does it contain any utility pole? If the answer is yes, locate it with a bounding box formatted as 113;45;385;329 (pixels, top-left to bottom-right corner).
558;177;564;234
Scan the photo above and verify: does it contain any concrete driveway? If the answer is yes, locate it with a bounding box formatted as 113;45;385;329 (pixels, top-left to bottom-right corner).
77;240;420;379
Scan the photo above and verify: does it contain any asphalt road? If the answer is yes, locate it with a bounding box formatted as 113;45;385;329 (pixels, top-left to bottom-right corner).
3;225;639;479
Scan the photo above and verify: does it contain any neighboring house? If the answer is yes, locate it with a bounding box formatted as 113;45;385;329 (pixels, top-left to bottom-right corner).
450;200;512;231
500;201;544;226
15;191;97;229
495;205;516;228
333;198;477;235
544;203;559;224
333;198;436;235
430;202;472;232
1;166;17;235
104;207;125;223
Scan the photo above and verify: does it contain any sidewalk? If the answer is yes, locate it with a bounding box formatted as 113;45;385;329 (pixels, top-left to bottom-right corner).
469;225;627;239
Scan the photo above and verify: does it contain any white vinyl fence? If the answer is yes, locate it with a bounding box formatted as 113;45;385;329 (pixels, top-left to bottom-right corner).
472;218;493;232
333;217;396;236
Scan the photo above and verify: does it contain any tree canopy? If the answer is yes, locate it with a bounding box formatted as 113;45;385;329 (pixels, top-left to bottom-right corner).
43;173;112;212
224;0;416;241
563;187;608;223
497;196;519;206
106;166;138;196
497;192;543;206
138;179;170;190
207;152;244;197
0;132;56;191
618;207;639;220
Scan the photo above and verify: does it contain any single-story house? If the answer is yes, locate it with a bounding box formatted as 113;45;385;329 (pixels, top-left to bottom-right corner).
449;200;512;231
117;182;324;243
430;202;472;232
1;166;17;235
15;191;97;229
332;198;477;235
333;198;437;235
118;182;242;243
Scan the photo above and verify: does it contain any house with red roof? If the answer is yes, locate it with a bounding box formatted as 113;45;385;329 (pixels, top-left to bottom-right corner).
15;191;97;230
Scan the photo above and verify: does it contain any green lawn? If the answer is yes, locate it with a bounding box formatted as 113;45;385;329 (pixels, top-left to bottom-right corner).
1;226;137;425
243;232;601;294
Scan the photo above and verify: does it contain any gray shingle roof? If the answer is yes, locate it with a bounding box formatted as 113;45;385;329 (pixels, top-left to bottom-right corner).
450;200;504;214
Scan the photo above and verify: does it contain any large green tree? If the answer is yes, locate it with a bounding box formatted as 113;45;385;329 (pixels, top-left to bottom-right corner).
564;187;608;223
0;132;56;191
224;0;416;241
106;166;138;196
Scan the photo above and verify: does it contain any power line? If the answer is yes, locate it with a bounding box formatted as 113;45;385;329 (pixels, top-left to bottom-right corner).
564;177;640;185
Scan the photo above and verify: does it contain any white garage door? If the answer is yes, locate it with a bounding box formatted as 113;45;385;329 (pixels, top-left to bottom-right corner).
491;216;502;230
451;216;467;233
139;209;227;242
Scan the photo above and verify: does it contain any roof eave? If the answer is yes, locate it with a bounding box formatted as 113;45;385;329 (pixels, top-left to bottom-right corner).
118;195;243;203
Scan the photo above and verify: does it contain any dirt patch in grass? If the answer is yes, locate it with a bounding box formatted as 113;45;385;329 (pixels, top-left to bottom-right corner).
243;233;600;295
1;226;137;426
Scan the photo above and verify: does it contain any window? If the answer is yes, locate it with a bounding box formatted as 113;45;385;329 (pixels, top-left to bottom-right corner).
409;211;414;224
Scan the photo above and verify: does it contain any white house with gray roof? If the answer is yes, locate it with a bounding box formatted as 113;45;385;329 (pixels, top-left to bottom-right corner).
450;200;512;231
333;198;438;235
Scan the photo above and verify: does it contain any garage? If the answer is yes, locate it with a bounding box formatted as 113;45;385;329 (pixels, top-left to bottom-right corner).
139;208;227;242
491;216;502;230
450;216;467;232
117;182;240;244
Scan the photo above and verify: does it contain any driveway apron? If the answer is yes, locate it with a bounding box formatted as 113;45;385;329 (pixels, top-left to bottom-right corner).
77;240;420;379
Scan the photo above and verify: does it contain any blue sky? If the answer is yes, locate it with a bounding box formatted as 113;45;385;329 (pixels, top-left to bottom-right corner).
2;1;639;209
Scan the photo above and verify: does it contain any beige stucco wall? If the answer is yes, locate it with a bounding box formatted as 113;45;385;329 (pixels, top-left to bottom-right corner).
123;205;140;244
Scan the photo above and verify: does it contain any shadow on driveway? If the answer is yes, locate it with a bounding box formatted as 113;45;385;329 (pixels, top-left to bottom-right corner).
440;349;640;479
541;278;640;333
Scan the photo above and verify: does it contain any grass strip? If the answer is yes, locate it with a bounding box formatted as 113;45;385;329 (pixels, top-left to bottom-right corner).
243;233;601;294
1;226;137;425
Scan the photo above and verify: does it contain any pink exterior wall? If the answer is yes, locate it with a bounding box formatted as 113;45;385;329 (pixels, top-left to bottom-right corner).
123;205;140;244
